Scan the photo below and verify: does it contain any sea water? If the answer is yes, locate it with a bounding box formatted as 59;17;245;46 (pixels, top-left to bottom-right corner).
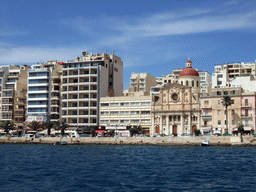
0;144;256;192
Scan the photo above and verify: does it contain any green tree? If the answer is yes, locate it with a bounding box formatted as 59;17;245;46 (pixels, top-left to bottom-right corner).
0;120;16;135
43;120;54;136
108;129;115;137
238;124;244;142
27;121;41;132
222;95;232;134
194;129;201;136
54;120;69;136
130;128;139;136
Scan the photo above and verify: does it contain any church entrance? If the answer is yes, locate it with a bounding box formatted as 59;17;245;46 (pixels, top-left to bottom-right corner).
192;125;197;134
156;126;160;134
173;125;177;134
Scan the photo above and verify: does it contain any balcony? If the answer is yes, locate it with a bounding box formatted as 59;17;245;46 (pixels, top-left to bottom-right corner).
241;114;253;119
202;115;212;119
201;104;212;109
241;103;252;108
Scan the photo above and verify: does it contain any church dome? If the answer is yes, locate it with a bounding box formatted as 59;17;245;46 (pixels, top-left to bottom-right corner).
179;59;199;77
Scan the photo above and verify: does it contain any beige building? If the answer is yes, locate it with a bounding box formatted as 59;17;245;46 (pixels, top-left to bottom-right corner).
0;65;30;130
152;60;201;135
100;95;152;134
62;51;123;128
201;87;256;134
128;72;156;96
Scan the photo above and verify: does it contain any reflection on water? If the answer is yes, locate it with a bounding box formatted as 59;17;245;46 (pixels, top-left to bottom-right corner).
0;144;256;191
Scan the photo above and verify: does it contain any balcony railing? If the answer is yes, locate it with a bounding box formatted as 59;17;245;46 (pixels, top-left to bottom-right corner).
241;103;252;108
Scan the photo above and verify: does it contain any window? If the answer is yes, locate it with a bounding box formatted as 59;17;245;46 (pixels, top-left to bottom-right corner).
197;81;199;87
72;119;77;123
245;120;249;126
120;111;129;115
101;103;109;107
164;80;167;83
110;111;119;115
120;102;129;106
245;109;249;116
232;120;235;125
224;91;228;95
141;102;150;105
100;120;108;124
72;111;77;115
232;110;235;114
131;111;140;115
110;103;119;106
204;100;209;105
72;95;77;99
217;81;222;85
186;81;189;86
217;74;223;78
205;110;208;115
217;91;221;96
101;111;109;115
192;80;194;87
72;103;77;107
218;120;221;125
131;120;140;123
218;110;221;115
131;102;140;106
231;91;235;95
245;99;248;106
141;111;150;114
181;81;183;85
218;100;221;105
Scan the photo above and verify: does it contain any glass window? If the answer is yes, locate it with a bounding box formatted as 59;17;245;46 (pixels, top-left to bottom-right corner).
101;103;109;107
120;103;129;106
120;111;129;115
141;102;150;105
218;110;221;115
218;120;221;125
218;100;221;105
110;111;119;115
110;103;119;106
232;120;235;125
131;102;140;106
131;111;140;115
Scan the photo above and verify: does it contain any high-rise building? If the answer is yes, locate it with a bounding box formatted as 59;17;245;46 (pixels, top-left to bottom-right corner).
128;72;156;96
212;61;256;90
0;65;30;131
26;60;62;123
61;51;123;128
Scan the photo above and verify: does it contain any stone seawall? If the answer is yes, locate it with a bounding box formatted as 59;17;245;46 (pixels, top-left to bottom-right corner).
1;136;256;146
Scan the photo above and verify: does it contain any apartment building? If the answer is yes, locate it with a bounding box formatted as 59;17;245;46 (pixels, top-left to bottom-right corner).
1;65;30;130
100;95;152;134
61;51;123;128
128;72;156;96
26;60;62;122
201;87;256;134
198;71;211;95
212;61;256;89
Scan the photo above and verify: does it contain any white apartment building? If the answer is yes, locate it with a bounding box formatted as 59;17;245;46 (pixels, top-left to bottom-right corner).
61;51;123;128
100;95;152;134
27;60;62;122
198;71;211;95
212;61;256;89
128;72;156;96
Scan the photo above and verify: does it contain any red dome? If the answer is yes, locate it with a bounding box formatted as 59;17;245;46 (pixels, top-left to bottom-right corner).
186;60;192;63
179;68;199;77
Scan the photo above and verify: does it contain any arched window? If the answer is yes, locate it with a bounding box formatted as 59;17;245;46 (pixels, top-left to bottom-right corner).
186;80;189;86
181;81;183;85
197;81;199;87
192;80;194;87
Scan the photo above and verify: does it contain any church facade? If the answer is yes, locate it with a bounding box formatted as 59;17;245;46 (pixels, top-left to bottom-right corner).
151;60;201;135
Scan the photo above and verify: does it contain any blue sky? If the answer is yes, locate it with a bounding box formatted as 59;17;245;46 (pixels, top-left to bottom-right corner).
0;0;256;89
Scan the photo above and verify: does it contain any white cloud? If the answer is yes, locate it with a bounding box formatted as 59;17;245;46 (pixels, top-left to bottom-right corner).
0;46;91;64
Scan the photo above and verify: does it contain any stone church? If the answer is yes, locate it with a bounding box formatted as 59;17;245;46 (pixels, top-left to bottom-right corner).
151;60;201;135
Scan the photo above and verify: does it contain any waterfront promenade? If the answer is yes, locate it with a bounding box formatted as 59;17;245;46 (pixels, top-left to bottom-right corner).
1;135;256;146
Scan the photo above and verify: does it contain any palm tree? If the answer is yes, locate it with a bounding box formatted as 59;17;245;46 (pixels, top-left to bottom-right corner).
222;95;232;134
27;121;41;132
238;124;244;142
43;120;54;136
54;120;69;136
0;120;16;135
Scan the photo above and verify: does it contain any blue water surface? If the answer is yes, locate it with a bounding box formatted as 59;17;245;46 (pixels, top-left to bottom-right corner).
0;144;256;192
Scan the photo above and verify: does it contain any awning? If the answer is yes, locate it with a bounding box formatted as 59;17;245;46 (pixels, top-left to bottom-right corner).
95;130;105;133
201;127;211;132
